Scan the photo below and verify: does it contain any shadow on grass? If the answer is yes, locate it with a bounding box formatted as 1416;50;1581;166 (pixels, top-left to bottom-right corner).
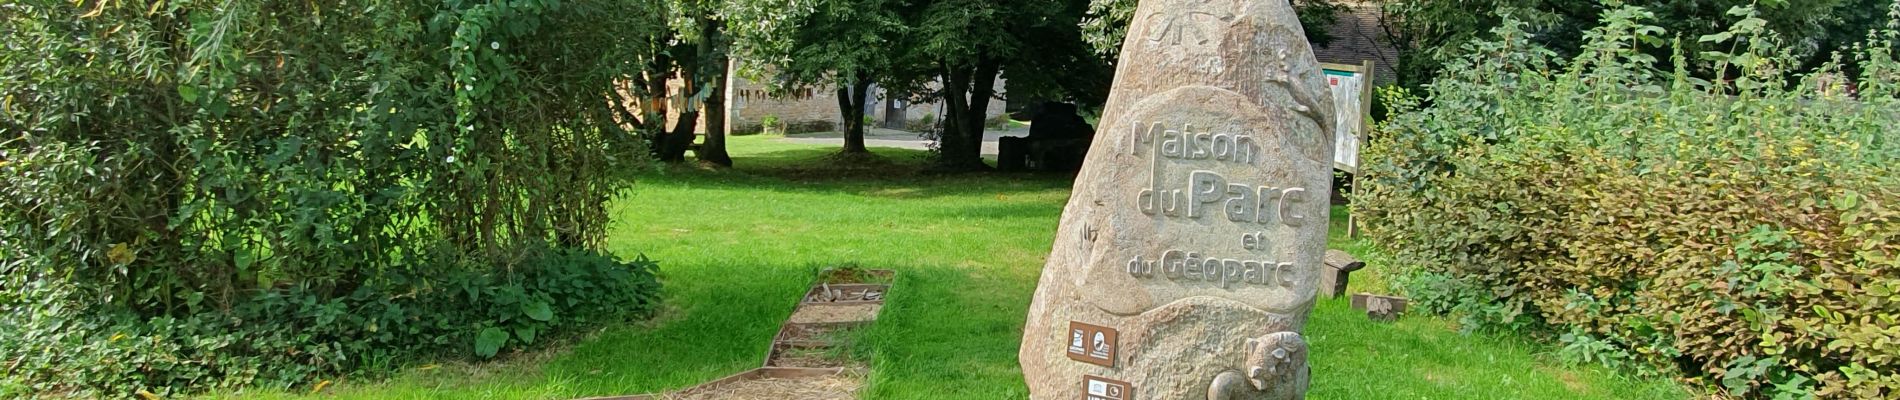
637;146;1078;201
536;257;1042;399
860;266;1035;399
536;262;827;397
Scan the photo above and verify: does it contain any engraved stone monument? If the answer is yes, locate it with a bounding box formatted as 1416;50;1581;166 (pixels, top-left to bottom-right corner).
1018;0;1334;398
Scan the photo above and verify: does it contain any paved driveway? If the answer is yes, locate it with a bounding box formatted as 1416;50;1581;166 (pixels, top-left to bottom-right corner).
774;127;1022;156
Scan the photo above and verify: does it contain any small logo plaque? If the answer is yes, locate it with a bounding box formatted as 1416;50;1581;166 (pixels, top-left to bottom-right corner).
1082;374;1132;400
1066;321;1119;367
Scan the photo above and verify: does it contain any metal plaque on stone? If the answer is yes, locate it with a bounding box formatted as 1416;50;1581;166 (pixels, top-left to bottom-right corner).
1083;375;1133;400
1066;321;1120;367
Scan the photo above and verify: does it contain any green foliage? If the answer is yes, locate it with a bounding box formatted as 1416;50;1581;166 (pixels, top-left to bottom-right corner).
907;113;941;134
875;0;1109;169
731;115;783;136
761;115;784;135
1357;5;1900;399
726;0;902;91
1380;0;1882;87
0;0;665;395
784;119;838;134
2;248;659;396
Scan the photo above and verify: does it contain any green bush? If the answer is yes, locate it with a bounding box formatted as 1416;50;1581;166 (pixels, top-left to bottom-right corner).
731;123;767;136
906;112;939;133
1;0;665;396
1357;6;1900;399
784;119;837;134
0;249;659;396
739;114;784;135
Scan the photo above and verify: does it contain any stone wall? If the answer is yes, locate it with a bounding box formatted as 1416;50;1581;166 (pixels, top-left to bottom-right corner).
727;80;845;131
667;61;1010;134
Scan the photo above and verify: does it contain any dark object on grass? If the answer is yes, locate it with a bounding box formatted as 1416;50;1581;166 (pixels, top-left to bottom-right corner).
999;102;1093;172
1320;250;1366;298
1350;293;1408;322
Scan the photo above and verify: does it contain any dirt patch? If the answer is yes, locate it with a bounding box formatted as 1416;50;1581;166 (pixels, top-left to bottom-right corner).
777;323;853;345
664;372;862;400
768;346;851;368
787;304;882;324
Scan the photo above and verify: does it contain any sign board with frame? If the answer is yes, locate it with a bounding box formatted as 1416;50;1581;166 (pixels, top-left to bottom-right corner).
1320;61;1375;174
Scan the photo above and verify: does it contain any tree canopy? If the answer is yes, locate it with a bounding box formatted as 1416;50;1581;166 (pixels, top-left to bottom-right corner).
729;0;907;153
722;0;1115;165
1381;0;1891;86
881;0;1113;170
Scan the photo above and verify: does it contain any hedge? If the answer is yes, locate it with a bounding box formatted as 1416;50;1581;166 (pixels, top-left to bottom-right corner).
2;0;665;396
1357;6;1899;399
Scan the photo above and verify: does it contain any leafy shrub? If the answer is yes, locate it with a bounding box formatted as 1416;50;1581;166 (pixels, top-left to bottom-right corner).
0;0;665;396
784;119;837;134
1357;6;1900;399
731;124;765;135
1;249;658;397
906;112;939;133
736;114;784;135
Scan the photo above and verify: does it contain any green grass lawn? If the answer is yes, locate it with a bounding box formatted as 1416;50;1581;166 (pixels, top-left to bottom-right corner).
215;135;1687;399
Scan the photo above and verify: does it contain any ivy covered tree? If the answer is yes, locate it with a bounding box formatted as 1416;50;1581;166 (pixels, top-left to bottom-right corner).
619;0;737;165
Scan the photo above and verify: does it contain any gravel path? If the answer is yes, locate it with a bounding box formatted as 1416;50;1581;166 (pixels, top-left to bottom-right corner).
773;127;1022;156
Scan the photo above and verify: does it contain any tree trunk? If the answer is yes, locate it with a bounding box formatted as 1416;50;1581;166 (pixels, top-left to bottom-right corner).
934;57;999;171
697;19;733;166
965;56;999;147
836;73;873;154
644;49;673;147
656;41;698;163
939;65;974;168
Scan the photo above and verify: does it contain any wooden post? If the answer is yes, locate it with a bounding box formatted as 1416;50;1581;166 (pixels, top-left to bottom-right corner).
1347;60;1375;239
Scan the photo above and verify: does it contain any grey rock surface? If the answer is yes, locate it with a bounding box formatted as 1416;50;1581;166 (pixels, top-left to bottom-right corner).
1018;0;1335;398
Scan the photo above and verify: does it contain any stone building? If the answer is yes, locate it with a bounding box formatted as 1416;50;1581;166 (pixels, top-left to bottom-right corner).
668;62;1010;134
669;1;1393;135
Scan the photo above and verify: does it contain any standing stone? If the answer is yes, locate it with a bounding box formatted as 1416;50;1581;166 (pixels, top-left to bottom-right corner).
1018;0;1334;398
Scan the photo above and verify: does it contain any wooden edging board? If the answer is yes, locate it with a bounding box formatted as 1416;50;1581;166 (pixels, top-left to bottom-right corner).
801;283;892;306
572;368;848;400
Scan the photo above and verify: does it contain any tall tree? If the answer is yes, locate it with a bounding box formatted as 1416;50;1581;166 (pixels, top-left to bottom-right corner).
887;0;1113;171
615;0;735;165
692;13;735;166
728;0;904;155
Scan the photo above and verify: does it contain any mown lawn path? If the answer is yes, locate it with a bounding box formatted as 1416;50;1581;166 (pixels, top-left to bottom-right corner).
218;135;1687;399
